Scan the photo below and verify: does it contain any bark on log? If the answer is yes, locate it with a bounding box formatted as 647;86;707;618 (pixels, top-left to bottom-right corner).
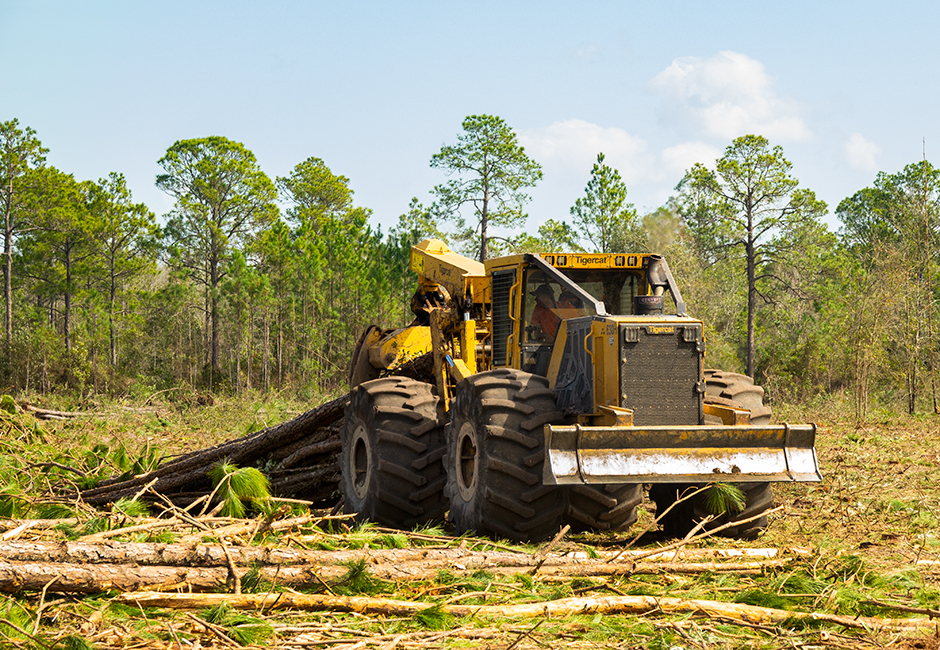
0;557;790;594
20;404;84;419
116;592;940;631
0;540;794;581
280;434;342;469
0;560;325;594
79;394;350;507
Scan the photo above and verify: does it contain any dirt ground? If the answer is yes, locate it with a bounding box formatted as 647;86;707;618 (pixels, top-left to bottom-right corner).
4;400;940;648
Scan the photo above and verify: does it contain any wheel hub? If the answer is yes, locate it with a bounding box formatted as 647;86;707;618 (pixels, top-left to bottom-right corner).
349;424;372;500
456;421;479;502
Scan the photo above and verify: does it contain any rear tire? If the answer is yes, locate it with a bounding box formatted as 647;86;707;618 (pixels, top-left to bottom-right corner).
703;369;772;424
649;481;773;540
340;377;447;529
652;370;774;539
445;369;566;543
564;484;643;532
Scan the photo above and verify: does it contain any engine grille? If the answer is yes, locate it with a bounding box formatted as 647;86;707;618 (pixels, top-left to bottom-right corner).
491;270;515;366
620;323;703;426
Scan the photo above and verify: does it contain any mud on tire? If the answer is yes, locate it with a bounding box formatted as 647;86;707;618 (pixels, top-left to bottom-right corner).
340;377;447;529
652;370;775;540
445;369;567;543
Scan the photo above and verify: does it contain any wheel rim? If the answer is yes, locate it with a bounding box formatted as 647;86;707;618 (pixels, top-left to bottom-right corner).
456;421;479;502
349;424;372;500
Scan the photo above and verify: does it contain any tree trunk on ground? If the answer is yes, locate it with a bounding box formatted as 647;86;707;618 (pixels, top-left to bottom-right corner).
78;352;435;510
79;394;349;507
116;592;939;631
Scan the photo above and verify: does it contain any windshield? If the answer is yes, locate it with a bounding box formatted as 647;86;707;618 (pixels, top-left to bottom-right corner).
554;269;643;316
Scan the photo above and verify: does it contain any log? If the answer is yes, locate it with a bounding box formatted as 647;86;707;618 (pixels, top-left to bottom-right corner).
280;434;342;469
116;592;940;631
78;393;350;507
0;557;792;594
0;540;795;586
19;404;85;420
0;560;323;593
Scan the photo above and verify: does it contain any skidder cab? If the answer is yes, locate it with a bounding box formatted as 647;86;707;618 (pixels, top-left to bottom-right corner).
341;239;822;542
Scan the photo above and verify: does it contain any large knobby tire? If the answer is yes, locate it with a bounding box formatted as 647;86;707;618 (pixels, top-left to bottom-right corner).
340;377;447;529
445;369;567;543
649;482;774;540
563;484;644;532
703;369;772;424
651;370;774;540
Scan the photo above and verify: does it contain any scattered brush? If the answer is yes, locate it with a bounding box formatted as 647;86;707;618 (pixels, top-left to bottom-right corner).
734;588;796;611
207;460;271;518
112;496;150;518
335;558;390;595
0;395;17;414
0;483;28;519
57;636;96;650
413;603;451;630
38;503;80;519
111;441;162;481
377;532;409;548
198;601;273;645
239;564;271;594
774;571;828;596
0;597;32;642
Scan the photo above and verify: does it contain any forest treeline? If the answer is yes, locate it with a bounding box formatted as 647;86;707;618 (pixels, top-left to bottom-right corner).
1;115;937;418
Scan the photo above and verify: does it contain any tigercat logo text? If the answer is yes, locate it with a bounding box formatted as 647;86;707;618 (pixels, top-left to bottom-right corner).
646;325;675;335
572;255;607;266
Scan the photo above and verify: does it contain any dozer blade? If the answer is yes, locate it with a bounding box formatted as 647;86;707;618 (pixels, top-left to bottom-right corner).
544;423;822;485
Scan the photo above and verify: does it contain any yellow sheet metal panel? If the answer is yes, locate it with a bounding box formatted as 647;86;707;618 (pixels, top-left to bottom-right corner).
592;319;621;409
411;239;486;302
467;275;491;304
457;320;477;374
369;326;433;369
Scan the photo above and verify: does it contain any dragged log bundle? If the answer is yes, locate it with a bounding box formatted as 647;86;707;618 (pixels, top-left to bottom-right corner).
80;394;349;508
78;352;434;511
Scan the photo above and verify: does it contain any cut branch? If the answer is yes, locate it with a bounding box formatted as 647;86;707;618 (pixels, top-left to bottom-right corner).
116;592;940;631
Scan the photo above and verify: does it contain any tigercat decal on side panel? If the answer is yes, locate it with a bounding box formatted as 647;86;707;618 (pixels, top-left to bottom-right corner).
411;251;425;274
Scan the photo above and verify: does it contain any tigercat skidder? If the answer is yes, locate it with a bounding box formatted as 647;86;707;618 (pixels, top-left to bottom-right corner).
341;239;821;542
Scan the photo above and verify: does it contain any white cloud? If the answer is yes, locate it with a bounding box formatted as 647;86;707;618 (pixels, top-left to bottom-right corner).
519;119;650;183
661;141;722;174
648;51;811;142
844;133;881;172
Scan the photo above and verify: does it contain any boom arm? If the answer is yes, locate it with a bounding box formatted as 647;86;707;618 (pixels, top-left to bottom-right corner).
410;239;489;307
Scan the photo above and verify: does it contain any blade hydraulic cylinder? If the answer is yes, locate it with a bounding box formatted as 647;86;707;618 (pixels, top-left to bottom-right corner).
544;423;822;485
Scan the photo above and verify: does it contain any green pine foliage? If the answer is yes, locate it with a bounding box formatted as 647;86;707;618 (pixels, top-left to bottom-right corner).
3;116;940;419
207;461;271;518
198;602;273;645
701;483;746;516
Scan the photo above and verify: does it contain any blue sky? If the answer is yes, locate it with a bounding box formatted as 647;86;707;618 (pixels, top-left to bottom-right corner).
2;1;938;237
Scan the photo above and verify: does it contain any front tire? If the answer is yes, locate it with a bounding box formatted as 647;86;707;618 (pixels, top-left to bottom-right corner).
340;377;447;529
445;369;566;543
